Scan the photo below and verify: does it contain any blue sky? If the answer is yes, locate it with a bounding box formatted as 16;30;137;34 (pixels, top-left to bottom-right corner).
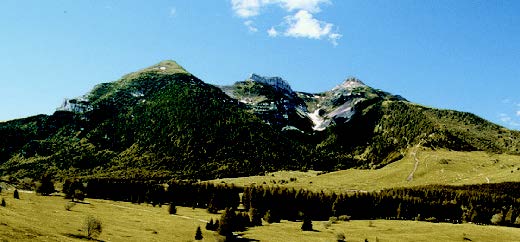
1;0;519;129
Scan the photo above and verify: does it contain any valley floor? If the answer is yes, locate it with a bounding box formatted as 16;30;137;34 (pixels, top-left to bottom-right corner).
1;189;520;241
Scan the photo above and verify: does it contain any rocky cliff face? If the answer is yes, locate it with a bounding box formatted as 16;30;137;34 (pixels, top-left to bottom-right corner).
221;76;404;132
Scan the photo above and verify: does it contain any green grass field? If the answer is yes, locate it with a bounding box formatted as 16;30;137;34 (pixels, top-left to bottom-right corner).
0;190;220;242
212;149;520;192
1;189;520;241
242;219;520;242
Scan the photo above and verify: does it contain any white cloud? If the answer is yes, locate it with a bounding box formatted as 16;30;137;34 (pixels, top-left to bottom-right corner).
267;27;279;37
516;110;520;117
279;0;331;13
231;0;262;18
499;113;520;127
284;10;341;45
230;0;341;45
244;20;258;32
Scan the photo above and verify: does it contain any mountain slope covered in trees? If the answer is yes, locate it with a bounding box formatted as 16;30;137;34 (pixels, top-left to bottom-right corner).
0;60;519;180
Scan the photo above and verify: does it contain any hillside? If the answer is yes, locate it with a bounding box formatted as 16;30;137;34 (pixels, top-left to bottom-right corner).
1;60;519;180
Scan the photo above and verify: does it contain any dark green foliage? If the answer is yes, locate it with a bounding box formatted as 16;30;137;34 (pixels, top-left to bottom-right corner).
195;225;203;240
35;173;55;196
218;208;235;237
63;179;85;201
1;198;5;207
249;208;262;226
301;218;313;231
206;218;216;231
13;189;19;199
168;204;177;214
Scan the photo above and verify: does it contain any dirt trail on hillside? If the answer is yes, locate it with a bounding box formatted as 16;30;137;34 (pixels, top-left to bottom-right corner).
406;145;421;182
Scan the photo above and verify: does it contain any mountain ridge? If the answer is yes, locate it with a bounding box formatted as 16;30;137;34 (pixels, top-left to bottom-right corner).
1;60;519;180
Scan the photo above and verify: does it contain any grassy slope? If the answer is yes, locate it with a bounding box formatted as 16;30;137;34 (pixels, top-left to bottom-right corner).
242;219;520;242
212;149;520;192
0;190;220;242
2;190;520;242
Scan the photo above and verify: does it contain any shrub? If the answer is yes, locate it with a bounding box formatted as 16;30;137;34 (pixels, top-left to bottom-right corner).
168;204;177;214
336;232;346;242
329;216;339;224
301;218;313;231
85;215;102;239
35;173;55;196
491;213;503;225
338;215;351;221
13;189;19;199
195;225;203;240
65;201;76;211
425;217;438;223
1;198;5;207
263;210;280;223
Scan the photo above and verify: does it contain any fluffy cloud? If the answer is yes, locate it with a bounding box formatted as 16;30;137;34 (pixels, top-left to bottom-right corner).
244;20;258;32
267;27;279;37
283;10;341;45
516;110;520;117
230;0;341;45
231;0;262;18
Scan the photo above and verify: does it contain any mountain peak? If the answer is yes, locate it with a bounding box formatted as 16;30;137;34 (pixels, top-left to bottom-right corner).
248;73;293;93
332;77;366;91
122;60;189;80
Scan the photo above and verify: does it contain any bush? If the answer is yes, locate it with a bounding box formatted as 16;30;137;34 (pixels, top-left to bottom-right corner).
195;225;203;240
425;217;438;223
1;198;5;207
329;216;339;224
301;218;313;231
168;204;177;214
65;201;76;211
35;173;55;196
263;210;280;224
491;213;503;225
85;215;102;239
336;232;346;242
13;189;19;199
338;215;351;221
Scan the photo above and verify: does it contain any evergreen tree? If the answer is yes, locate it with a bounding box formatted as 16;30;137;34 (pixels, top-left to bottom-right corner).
206;218;214;230
301;218;313;231
13;189;19;199
1;198;5;207
195;226;203;240
249;207;262;226
168;204;177;214
218;208;235;238
35;173;55;196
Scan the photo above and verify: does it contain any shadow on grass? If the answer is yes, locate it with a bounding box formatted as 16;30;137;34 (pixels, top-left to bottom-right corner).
63;233;104;242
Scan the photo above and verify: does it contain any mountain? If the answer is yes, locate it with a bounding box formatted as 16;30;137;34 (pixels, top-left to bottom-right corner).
1;60;519;180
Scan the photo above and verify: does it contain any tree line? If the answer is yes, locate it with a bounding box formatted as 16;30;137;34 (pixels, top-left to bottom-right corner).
64;178;520;228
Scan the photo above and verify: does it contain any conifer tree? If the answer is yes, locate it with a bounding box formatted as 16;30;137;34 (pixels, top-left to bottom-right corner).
195;226;203;240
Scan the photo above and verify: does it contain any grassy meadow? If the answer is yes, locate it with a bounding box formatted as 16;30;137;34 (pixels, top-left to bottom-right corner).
212;149;520;192
241;219;520;242
1;189;520;241
0;189;220;242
